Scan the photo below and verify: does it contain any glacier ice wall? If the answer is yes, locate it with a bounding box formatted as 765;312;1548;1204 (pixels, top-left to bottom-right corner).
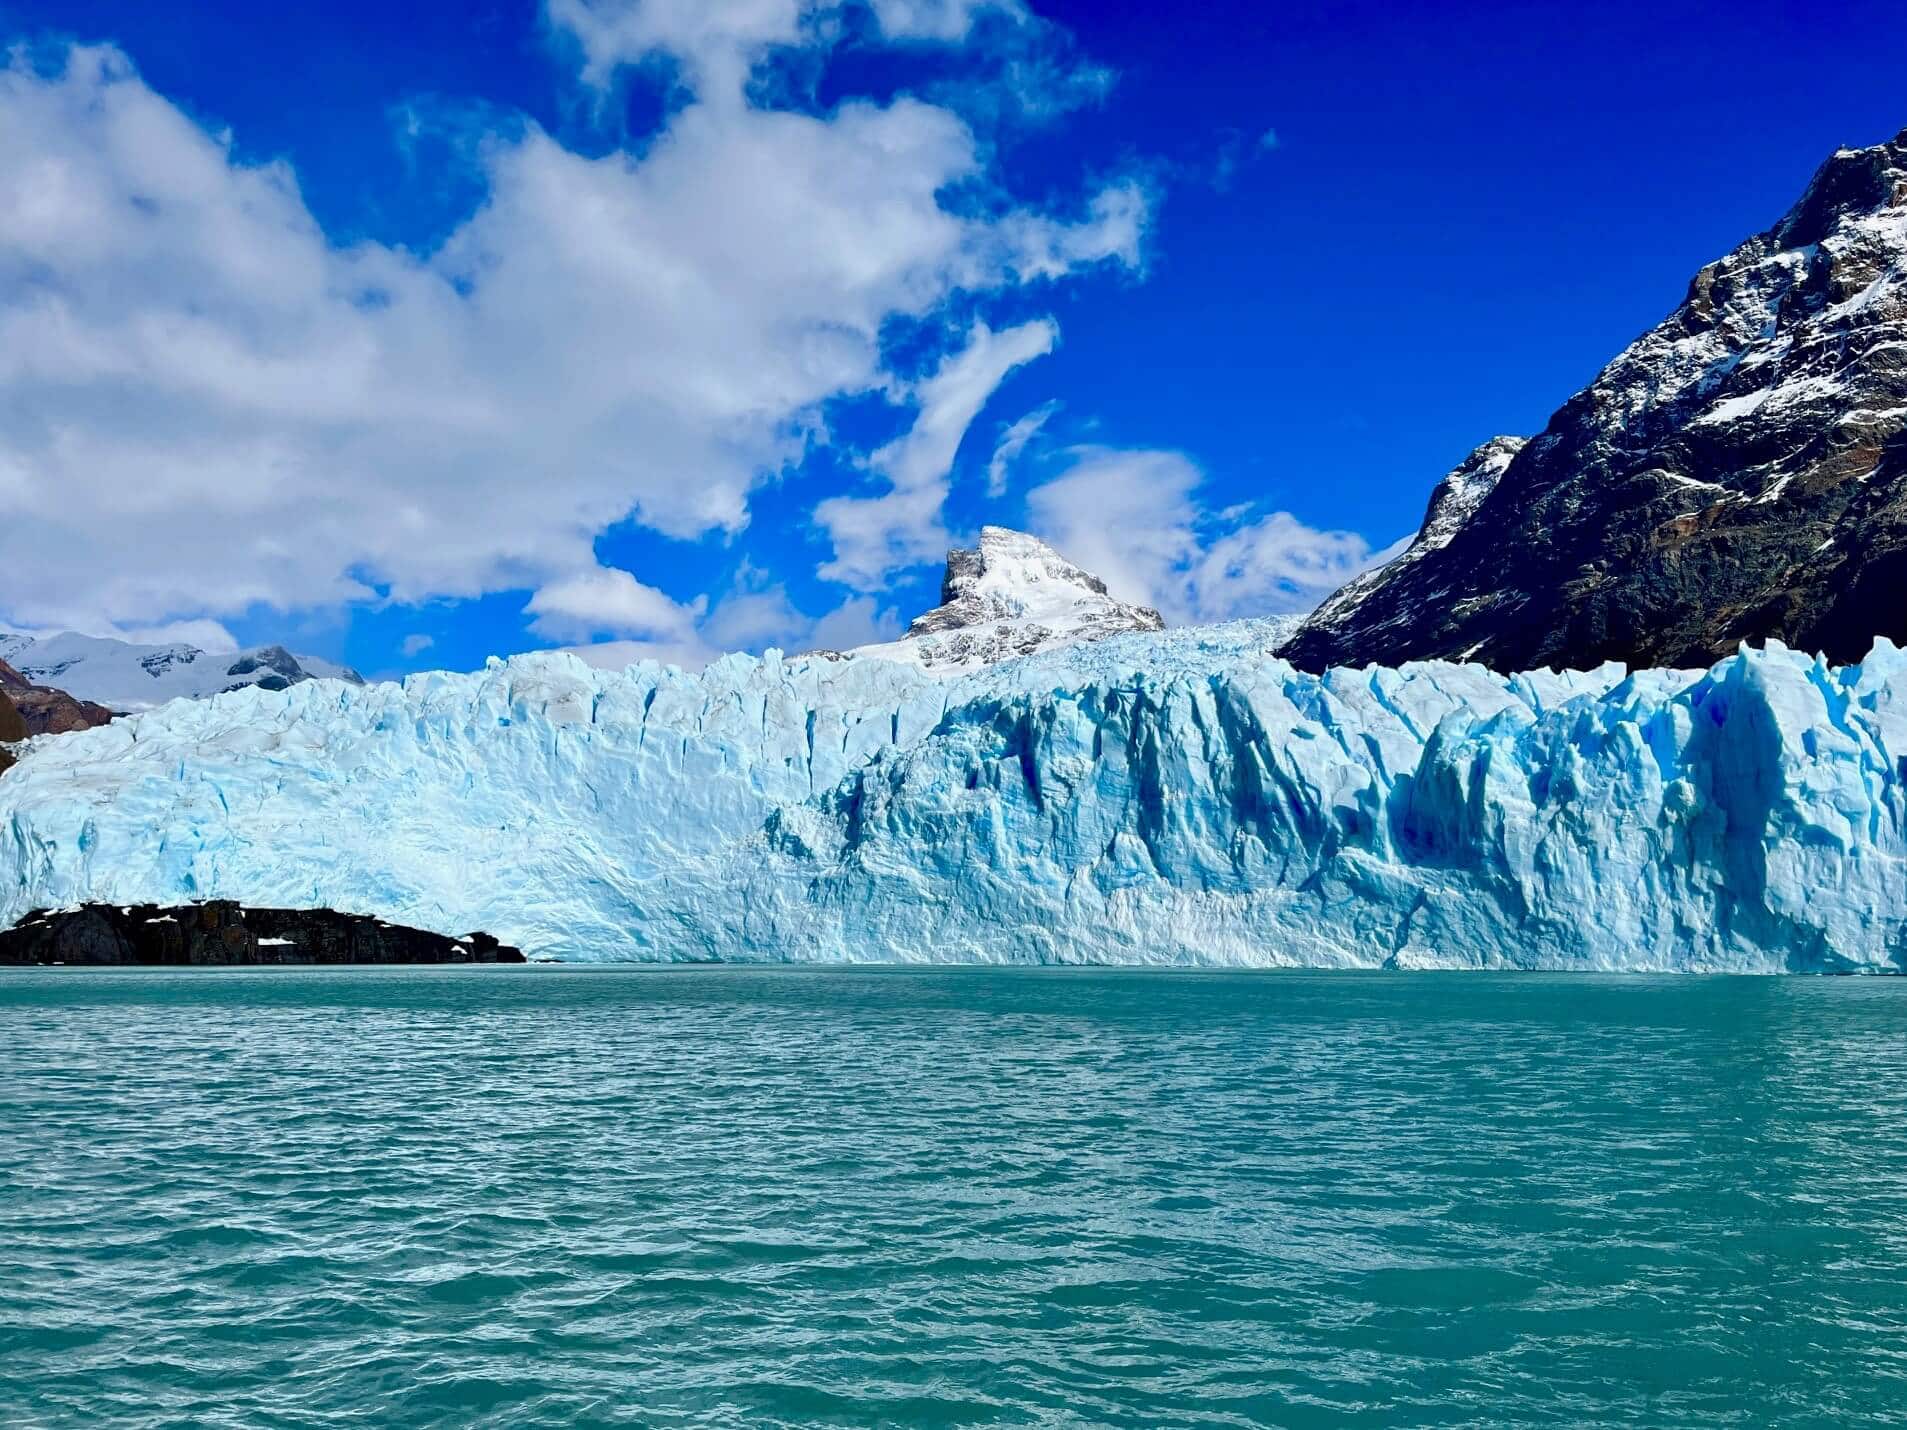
4;622;1907;971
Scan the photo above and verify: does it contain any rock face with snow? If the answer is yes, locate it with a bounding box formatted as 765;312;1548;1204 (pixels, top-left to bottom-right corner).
834;526;1165;672
5;629;1907;971
0;658;114;736
1284;126;1907;672
0;632;363;713
1295;437;1526;656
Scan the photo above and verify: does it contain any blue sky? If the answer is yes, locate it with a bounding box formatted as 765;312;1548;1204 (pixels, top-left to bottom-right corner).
2;0;1903;677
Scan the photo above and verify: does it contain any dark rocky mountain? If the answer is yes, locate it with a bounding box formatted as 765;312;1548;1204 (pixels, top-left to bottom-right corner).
0;681;24;777
1284;126;1907;673
0;902;525;966
0;658;114;736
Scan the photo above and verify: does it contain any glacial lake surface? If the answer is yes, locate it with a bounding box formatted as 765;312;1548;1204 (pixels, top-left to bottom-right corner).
4;966;1906;1427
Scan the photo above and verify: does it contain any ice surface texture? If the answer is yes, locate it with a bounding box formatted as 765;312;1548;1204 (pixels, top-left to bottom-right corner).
4;625;1905;970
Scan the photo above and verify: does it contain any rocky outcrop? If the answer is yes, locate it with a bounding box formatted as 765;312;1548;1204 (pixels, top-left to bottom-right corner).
0;681;24;776
1283;126;1907;672
835;526;1165;673
0;902;526;966
0;659;114;736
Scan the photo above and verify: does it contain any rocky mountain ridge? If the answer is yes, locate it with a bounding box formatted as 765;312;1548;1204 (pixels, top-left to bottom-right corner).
1283;125;1907;671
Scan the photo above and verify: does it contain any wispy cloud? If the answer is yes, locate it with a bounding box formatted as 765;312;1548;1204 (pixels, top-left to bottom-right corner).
986;400;1060;496
815;319;1061;590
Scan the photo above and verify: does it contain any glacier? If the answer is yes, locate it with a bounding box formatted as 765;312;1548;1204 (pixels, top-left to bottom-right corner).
4;624;1907;972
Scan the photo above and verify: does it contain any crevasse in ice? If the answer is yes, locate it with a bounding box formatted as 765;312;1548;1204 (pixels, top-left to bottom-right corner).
4;622;1904;971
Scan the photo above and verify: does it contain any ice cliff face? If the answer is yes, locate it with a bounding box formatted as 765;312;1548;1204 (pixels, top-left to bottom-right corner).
6;628;1907;971
833;526;1165;673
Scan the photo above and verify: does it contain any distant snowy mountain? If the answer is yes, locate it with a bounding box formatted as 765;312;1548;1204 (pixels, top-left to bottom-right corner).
833;525;1170;672
0;633;362;713
1284;124;1907;672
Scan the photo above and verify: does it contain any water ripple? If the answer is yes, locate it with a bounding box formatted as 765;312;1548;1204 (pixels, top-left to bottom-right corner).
4;968;1907;1426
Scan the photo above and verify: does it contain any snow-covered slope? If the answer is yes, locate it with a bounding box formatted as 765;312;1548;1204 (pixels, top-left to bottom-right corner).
835;526;1166;673
0;632;363;713
4;627;1906;971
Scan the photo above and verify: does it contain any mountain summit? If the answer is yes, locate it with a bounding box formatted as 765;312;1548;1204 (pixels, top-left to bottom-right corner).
840;526;1164;672
1284;125;1907;671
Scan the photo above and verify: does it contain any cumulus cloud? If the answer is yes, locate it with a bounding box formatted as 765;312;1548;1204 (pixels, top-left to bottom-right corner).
1025;447;1396;622
0;28;1144;642
525;565;708;645
816;318;1057;589
808;593;902;649
400;633;435;657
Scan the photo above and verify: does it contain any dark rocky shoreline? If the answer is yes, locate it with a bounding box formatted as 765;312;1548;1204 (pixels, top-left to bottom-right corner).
0;902;525;966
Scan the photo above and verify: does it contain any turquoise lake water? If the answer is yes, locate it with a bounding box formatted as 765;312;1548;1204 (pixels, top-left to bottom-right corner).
4;967;1906;1427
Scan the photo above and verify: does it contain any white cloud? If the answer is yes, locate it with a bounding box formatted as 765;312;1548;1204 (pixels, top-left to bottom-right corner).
550;0;1028;86
985;399;1059;496
1025;446;1396;622
1186;515;1407;622
816;318;1056;589
993;179;1149;280
1024;448;1201;609
869;0;1025;42
400;633;436;657
548;0;810;96
559;583;903;671
811;593;903;648
525;566;708;643
119;618;243;654
0;36;1144;641
0;613;240;654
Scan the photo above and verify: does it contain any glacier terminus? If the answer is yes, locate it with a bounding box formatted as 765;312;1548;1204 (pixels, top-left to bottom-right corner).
5;606;1907;971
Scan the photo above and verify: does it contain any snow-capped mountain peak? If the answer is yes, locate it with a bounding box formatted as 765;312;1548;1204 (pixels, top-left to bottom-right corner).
837;526;1165;673
0;632;363;714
